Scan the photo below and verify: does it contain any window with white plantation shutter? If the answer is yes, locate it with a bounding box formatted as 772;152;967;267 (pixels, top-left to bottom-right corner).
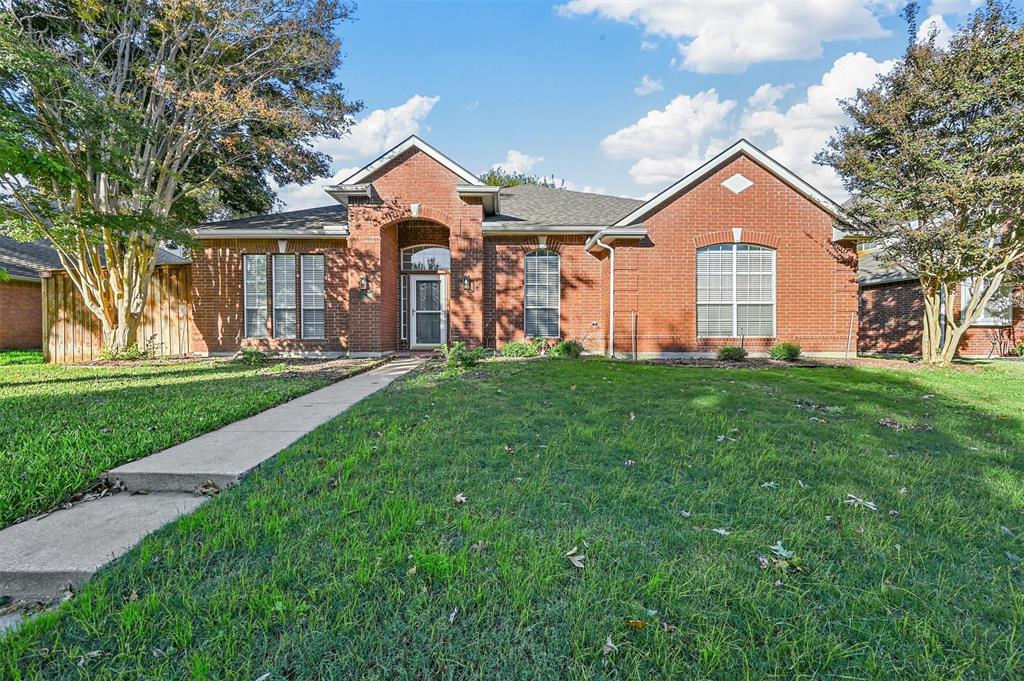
301;255;325;339
697;243;775;337
524;250;560;338
243;255;268;338
272;255;296;338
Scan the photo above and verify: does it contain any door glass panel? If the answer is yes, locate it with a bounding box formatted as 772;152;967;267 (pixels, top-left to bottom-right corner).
416;281;441;311
416;312;441;344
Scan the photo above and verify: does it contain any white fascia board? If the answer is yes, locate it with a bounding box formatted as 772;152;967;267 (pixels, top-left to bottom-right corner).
192;229;349;240
3;273;41;283
613;139;844;228
338;135;484;186
458;185;500;215
584;226;648;251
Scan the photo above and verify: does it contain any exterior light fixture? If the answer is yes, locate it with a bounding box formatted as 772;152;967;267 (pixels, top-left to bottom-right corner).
359;275;370;292
461;274;472;291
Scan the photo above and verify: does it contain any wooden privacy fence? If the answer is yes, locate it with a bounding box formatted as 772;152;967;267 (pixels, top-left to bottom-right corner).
41;265;192;363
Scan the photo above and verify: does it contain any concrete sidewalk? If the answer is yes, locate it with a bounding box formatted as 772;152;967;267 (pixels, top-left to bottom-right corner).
0;357;422;611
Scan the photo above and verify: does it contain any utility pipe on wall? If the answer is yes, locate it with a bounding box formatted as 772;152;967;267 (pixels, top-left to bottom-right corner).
593;237;615;358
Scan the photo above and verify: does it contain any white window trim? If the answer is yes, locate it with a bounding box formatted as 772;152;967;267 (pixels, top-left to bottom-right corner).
524;250;561;338
400;243;451;272
696;243;776;339
243;254;267;339
272;254;296;339
962;277;1014;327
301;254;325;340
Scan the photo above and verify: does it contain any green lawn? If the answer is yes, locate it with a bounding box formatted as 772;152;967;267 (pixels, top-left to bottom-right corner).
0;357;339;526
3;359;1023;679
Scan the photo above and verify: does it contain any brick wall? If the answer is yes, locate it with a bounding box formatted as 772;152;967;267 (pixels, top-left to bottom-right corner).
859;279;1024;357
484;235;608;352
0;279;42;350
189;239;347;354
613;155;859;355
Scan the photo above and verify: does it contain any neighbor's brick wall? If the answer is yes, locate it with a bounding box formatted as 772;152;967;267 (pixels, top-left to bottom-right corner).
613;155;859;355
189;239;347;354
484;236;608;353
859;279;1023;357
0;279;42;350
346;148;484;351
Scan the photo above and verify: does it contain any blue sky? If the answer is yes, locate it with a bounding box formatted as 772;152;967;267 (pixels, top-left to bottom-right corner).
275;0;998;210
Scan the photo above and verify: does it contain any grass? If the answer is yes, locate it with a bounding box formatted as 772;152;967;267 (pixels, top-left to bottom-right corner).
0;357;337;526
0;350;44;366
3;358;1023;679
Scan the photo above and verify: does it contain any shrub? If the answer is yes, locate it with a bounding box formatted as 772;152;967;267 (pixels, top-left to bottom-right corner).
1014;341;1024;357
549;339;585;359
769;342;802;362
438;341;488;368
717;346;748;361
501;340;540;358
238;347;270;366
99;336;159;361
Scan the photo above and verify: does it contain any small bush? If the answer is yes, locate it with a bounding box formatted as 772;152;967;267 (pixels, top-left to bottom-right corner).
717;345;748;361
501;340;540;358
438;341;488;368
769;342;802;362
99;336;158;361
549;339;585;359
238;347;270;366
1014;341;1024;357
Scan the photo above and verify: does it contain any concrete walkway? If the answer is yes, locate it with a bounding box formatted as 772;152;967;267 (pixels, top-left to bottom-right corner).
0;357;422;611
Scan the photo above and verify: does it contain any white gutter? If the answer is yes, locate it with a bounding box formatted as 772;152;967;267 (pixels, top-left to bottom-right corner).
191;229;349;240
592;236;615;358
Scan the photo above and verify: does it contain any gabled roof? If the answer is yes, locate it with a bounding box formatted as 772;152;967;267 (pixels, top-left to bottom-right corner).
613;139;846;228
193;205;349;239
858;250;918;286
486;184;643;230
335;135;484;187
0;234;188;280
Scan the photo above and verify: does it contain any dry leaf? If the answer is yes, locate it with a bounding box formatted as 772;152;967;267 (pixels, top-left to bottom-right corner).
845;494;878;511
624;619;647;630
407;565;417;576
602;636;617;656
757;555;770;570
711;528;731;536
565;546;586;568
679;510;692;518
504;445;515;454
453;493;467;505
624;459;636;467
448;607;458;625
769;541;794;559
629;412;636;421
660;621;678;633
761;481;779;490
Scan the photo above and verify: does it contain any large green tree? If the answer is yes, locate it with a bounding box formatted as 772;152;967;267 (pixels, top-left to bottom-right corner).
0;0;360;351
820;1;1024;366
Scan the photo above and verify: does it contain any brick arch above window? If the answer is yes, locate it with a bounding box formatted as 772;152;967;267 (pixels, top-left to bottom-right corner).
692;230;780;250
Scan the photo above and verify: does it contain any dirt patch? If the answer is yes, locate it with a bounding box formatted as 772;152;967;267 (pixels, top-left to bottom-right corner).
259;357;380;382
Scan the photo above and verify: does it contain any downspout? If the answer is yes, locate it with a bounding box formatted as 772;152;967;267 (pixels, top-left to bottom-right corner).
593;237;615;358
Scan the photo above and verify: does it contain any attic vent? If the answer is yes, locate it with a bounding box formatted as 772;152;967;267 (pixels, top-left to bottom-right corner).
722;173;753;194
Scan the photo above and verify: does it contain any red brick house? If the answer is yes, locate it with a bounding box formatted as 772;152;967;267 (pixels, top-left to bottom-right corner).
0;237;58;351
858;250;1024;357
188;136;860;358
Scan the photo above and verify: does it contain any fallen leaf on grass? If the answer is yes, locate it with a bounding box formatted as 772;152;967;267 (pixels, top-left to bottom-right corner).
711;528;731;536
798;480;810;489
448;607;458;625
624;619;647;630
624;459;636;467
761;481;779;490
679;510;692;518
660;621;678;633
845;494;878;511
565;546;586;568
602;636;617;656
453;493;467;504
504;445;515;454
769;541;794;559
757;555;770;570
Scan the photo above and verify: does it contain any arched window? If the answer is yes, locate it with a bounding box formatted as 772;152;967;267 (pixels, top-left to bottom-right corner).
525;250;560;338
696;243;775;337
401;245;450;271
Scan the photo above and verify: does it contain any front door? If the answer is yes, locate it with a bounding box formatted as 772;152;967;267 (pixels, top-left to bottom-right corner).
410;274;445;347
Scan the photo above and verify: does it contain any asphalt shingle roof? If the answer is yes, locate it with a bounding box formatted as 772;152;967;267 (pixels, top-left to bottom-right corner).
196;204;348;234
492;184;643;226
858;251;918;286
0;235;188;280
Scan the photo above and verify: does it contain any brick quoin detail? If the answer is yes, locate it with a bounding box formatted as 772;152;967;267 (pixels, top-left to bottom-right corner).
0;280;42;350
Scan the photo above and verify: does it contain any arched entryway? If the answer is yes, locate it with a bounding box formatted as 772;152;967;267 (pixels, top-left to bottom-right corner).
388;218;452;350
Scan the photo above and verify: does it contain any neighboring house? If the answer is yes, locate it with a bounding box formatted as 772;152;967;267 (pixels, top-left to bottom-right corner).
858;250;1024;357
0;236;62;350
186;136;860;358
0;235;189;357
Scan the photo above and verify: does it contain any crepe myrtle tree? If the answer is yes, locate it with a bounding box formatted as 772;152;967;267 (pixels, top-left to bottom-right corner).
819;0;1024;366
0;0;360;352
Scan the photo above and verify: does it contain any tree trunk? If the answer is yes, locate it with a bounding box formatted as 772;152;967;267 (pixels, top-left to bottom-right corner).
101;310;141;352
920;283;942;364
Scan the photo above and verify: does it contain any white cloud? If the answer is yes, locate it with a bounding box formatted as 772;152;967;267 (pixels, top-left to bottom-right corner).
317;94;440;162
641;40;658;50
634;74;664;96
600;89;736;184
599;51;896;198
492;149;544;174
738;51;896;198
274;94;440;209
917;14;953;48
559;0;888;73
